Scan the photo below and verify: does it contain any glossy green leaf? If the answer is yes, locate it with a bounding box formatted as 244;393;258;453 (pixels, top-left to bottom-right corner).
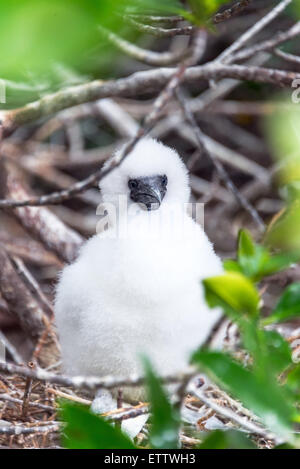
198;430;256;449
203;272;260;317
143;356;180;449
263;283;300;326
191;350;295;438
61;403;136;449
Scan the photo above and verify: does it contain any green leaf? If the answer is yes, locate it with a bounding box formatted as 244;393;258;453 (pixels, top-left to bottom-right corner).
236;230;300;281
191;350;295;438
143;356;180;449
198;430;256;449
61;403;136;449
260;250;300;277
286;364;300;394
223;259;242;273
237;230;270;281
262;283;300;326
203;272;260;318
263;330;292;375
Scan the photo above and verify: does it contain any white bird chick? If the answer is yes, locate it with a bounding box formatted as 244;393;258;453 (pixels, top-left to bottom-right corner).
55;138;222;403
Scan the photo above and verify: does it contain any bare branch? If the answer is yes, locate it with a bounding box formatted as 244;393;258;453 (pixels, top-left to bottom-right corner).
0;31;207;210
176;88;265;231
0;245;49;339
0;360;196;391
99;25;188;66
1;63;297;138
213;1;252;24
125;15;184;24
275;48;300;65
126;16;194;37
189;384;278;442
0;393;54;412
0;330;24;365
0;160;84;262
218;0;293;64
0;423;60;436
232;22;300;62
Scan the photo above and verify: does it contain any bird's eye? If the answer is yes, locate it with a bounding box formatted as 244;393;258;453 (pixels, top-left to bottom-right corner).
128;179;138;190
162;175;168;186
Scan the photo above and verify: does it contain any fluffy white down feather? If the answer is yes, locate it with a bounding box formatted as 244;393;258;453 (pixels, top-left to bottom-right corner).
55;139;222;400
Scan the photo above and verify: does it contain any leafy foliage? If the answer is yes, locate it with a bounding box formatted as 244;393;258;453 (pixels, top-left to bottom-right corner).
198;430;256;449
0;0;231;107
204;271;259;317
262;283;300;326
191;350;295;438
61;403;136;449
143;356;180;449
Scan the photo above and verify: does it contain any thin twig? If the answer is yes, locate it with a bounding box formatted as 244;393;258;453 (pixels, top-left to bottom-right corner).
218;0;293;64
0;423;60;436
0;361;196;391
176;88;265;232
213;1;252;24
0;331;23;365
189;384;279;443
21;362;36;418
99;25;188;66
0;62;297;139
126;16;195;37
0;393;54;412
275;48;300;65
232;22;300;62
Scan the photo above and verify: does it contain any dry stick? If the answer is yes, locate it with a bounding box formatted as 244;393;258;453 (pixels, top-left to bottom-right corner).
0;245;49;339
189;385;278;442
0;423;60;436
99;25;188;66
96;99;139;138
127;1;252;29
0;360;196;391
0;331;23;365
176;88;265;232
126;16;195;37
0;393;54;412
21;361;35;418
0;160;83;262
217;0;293;64
173;119;269;181
275;48;300;65
106;405;149;423
12;256;54;318
0;235;62;268
213;0;252;24
0;31;205;210
0;68;296;209
0;63;298;139
232;21;300;62
126;15;184;24
47;388;91;406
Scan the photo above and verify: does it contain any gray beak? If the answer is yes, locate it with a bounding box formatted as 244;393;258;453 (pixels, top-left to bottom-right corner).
129;175;167;211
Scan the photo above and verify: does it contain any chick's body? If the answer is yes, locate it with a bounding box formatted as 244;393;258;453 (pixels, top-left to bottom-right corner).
55;139;222;398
